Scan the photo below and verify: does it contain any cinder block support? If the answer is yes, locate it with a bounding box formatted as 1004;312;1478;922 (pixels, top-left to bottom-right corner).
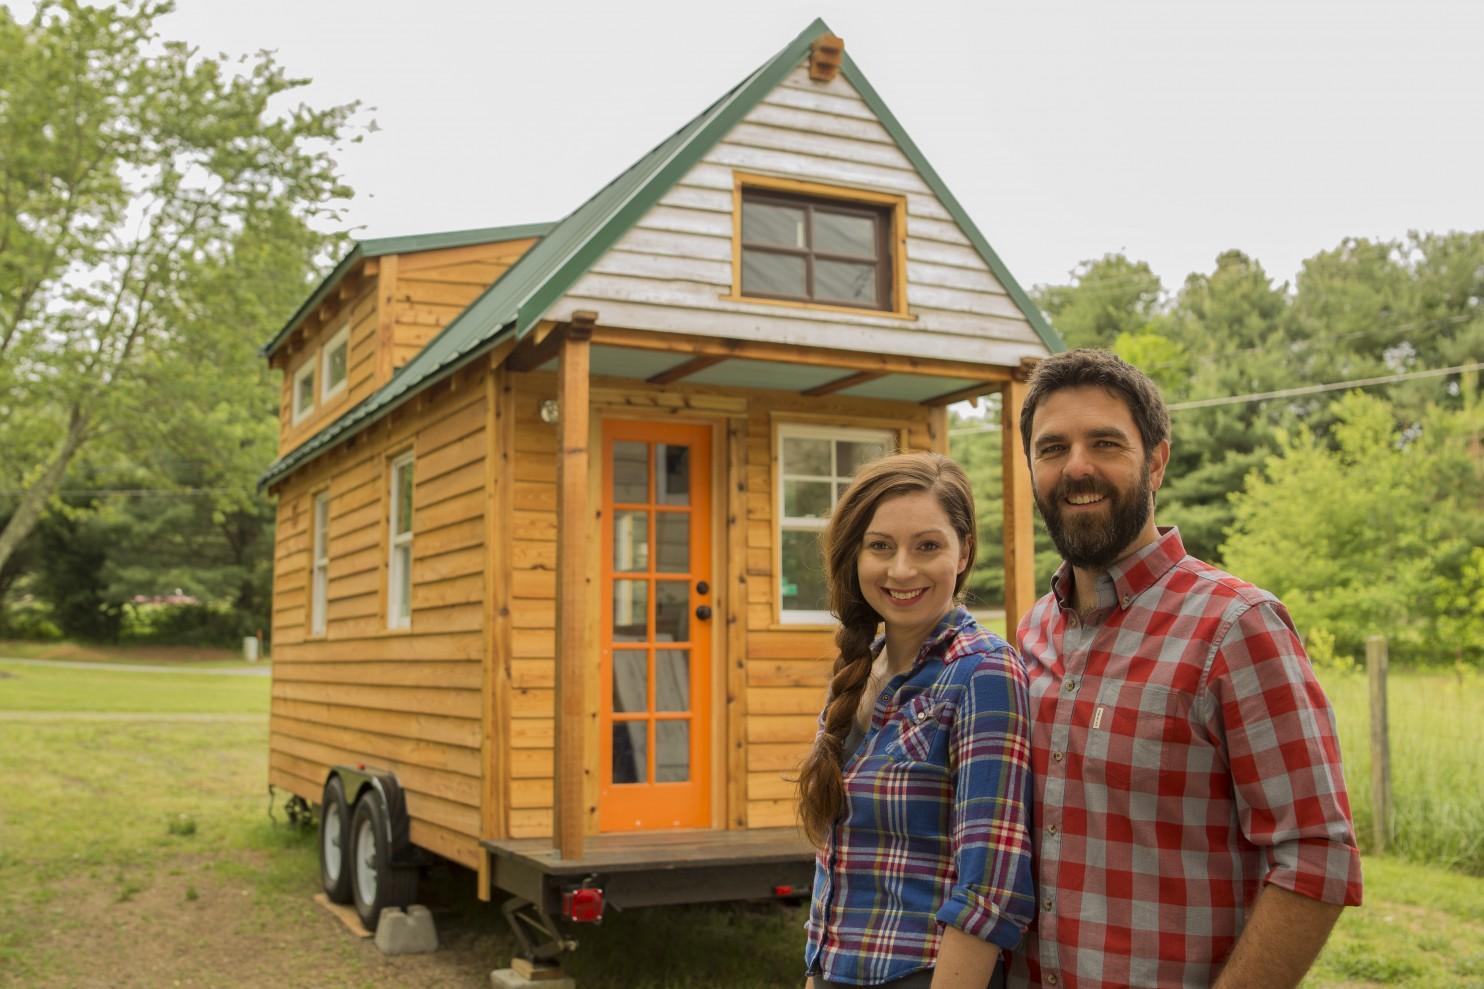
491;969;576;989
374;905;439;955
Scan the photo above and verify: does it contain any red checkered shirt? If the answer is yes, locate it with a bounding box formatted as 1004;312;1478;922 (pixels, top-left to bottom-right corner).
1007;528;1362;989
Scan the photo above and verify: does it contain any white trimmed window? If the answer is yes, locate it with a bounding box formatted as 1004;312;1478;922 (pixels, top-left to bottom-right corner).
310;492;330;637
321;324;349;402
777;424;894;624
292;359;316;423
387;453;414;630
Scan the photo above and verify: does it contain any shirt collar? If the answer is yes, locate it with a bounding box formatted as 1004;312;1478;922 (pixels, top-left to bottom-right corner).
871;605;974;668
1050;526;1187;613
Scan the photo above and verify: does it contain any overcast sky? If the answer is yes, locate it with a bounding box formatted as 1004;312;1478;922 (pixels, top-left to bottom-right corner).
81;1;1484;293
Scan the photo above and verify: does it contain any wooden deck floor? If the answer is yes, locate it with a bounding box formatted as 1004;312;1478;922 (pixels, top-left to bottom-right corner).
482;827;814;876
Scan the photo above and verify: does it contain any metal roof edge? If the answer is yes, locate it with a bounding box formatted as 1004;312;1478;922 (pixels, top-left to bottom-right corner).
259;221;556;359
839;52;1066;355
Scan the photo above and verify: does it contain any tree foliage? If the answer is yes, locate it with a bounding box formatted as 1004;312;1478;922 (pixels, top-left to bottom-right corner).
0;0;354;578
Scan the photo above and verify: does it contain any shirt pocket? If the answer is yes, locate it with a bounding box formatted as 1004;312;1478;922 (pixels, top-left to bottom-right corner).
883;692;946;764
1083;680;1191;792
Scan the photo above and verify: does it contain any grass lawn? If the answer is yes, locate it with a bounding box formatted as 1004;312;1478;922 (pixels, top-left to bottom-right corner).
1;654;1480;987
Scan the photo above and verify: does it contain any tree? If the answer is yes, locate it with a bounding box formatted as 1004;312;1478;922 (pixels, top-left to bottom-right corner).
0;0;354;577
1035;254;1165;351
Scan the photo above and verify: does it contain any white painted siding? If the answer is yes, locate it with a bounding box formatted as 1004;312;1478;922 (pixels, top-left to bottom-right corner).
551;61;1050;368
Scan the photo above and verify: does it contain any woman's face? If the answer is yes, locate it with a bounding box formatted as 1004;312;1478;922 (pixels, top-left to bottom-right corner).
855;489;969;637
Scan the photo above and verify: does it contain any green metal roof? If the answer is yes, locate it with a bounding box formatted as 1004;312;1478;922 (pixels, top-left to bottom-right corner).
259;221;556;358
259;17;1060;491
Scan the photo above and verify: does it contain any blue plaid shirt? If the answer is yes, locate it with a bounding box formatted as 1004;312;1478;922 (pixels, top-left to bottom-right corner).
805;607;1037;985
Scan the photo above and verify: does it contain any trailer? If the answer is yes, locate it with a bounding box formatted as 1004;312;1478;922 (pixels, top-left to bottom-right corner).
258;17;1058;978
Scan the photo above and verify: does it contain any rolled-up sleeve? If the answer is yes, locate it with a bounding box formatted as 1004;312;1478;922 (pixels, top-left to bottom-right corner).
934;648;1037;948
1205;600;1364;906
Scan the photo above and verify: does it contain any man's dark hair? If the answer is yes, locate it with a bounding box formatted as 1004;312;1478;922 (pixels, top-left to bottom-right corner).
1018;349;1171;462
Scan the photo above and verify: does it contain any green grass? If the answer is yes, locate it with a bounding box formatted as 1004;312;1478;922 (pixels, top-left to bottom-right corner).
0;660;269;713
1322;669;1484;874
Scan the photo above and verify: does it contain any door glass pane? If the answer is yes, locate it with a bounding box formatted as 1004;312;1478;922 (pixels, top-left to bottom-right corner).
781;529;828;612
613;650;648;713
742;250;805;298
612;441;648;503
838;438;891;476
612;580;648;641
783;479;833;520
613;510;649;572
815;259;877;305
655;513;689;572
613;722;647;784
655;444;690;505
655;721;689;782
814;211;876;257
742;201;805;248
656;650;690;712
782;435;830;476
654;581;690;644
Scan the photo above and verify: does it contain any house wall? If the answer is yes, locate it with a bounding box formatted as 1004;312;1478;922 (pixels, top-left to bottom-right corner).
275;236;541;459
545;62;1045;368
497;370;940;839
267;361;491;869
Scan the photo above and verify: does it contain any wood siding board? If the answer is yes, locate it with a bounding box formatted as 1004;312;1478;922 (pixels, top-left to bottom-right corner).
726;416;750;829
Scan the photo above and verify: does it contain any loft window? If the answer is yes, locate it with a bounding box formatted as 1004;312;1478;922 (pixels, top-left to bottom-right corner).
292;359;316;423
776;424;894;624
740;189;894;310
322;324;349;401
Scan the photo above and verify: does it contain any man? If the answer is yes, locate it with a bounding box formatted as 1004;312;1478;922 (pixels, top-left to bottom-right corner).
1005;350;1362;989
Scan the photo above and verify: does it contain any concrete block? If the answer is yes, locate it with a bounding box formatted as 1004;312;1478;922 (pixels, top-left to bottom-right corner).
374;904;438;955
491;968;575;989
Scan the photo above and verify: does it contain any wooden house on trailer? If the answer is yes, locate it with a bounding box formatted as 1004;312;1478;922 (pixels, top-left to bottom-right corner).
259;17;1061;963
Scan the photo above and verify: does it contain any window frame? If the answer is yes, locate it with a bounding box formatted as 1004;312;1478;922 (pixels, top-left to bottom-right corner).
310;491;330;637
730;173;910;318
775;422;897;625
387;452;415;630
291;358;316;424
321;323;350;403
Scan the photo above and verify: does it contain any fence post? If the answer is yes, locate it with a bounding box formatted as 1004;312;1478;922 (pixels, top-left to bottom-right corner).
1366;635;1392;853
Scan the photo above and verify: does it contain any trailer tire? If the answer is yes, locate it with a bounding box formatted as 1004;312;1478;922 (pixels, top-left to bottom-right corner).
349;788;418;931
318;776;353;904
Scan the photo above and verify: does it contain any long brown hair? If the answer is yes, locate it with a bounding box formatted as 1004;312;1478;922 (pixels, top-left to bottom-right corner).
794;451;977;848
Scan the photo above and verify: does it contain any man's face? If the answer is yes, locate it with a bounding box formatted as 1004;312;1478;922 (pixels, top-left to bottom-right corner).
1028;385;1169;570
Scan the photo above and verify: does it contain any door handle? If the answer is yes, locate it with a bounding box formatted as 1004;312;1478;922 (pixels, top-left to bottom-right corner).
694;604;713;621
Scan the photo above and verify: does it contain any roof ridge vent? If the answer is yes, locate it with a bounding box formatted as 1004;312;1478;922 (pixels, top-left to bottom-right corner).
808;32;844;82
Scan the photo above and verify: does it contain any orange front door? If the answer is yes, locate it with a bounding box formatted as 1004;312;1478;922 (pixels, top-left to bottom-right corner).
599;420;713;832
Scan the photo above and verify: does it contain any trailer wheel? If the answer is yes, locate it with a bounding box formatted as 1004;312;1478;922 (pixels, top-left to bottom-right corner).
349;788;417;931
318;776;353;903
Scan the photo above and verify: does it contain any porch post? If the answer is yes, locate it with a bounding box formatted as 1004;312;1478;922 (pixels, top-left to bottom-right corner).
1001;375;1037;637
556;312;596;860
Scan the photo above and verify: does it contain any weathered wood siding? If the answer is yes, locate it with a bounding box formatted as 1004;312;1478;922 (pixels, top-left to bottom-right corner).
497;371;939;838
390;239;542;372
546;61;1044;368
268;362;491;868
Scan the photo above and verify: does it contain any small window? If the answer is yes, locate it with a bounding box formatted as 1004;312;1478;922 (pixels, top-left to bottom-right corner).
777;425;894;624
740;189;893;310
310;492;330;637
387;453;414;629
292;359;316;423
322;324;349;401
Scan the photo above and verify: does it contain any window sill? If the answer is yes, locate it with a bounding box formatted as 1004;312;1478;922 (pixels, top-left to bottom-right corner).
718;294;916;322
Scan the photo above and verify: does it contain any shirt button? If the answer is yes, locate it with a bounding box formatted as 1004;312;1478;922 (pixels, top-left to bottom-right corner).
1066;613;1078;627
1052;751;1065;763
1047;824;1058;835
1047;975;1059;986
1121;594;1132;608
1062;677;1078;694
1042;896;1054;912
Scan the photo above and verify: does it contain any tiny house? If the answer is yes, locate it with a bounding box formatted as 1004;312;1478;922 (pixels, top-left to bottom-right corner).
259;18;1059;964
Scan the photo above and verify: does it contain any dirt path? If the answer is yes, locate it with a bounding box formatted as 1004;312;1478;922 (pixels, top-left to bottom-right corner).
0;711;266;722
0;657;270;677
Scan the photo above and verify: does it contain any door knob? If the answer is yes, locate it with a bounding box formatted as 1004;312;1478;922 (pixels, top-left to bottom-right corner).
695;604;713;621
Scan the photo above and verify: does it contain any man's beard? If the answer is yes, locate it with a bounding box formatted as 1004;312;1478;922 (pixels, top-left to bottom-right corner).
1035;464;1154;571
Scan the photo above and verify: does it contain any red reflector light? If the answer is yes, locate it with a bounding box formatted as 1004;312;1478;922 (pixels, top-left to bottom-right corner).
562;887;604;923
773;885;795;897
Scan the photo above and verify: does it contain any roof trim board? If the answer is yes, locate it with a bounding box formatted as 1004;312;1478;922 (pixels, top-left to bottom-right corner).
258;18;1061;491
259;221;556;358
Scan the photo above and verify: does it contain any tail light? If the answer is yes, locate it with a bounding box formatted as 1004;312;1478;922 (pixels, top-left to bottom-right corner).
562;886;604;923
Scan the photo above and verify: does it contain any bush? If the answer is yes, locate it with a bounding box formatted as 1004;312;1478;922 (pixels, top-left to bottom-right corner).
120;602;247;648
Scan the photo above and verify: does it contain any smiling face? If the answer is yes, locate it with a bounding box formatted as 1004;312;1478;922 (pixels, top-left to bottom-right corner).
855;489;970;644
1030;385;1169;570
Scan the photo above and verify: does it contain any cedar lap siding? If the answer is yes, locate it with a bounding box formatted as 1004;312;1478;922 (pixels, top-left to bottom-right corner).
259;20;1058;876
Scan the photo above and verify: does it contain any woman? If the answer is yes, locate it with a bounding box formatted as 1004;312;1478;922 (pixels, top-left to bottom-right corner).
799;452;1035;989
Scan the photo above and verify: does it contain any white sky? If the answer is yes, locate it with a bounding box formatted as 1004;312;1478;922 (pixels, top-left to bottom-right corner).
53;0;1484;293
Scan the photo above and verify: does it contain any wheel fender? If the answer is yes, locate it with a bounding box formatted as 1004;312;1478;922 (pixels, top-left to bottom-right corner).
327;765;417;869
